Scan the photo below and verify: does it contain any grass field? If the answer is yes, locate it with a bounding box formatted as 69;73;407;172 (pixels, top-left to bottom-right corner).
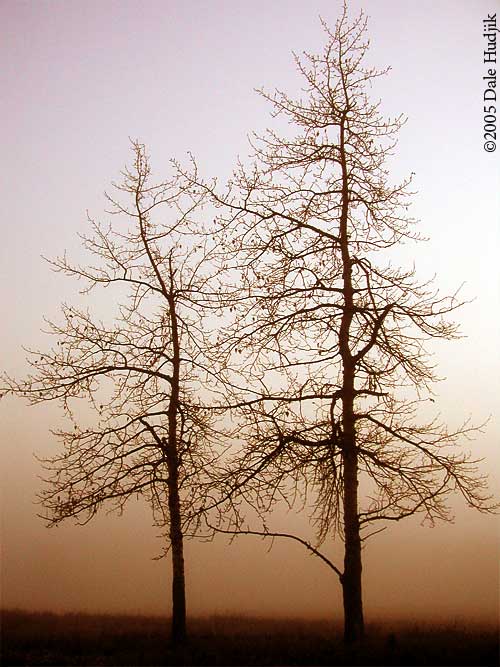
1;609;498;666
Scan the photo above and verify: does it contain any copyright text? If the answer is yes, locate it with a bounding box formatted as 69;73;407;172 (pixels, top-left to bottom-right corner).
483;13;498;152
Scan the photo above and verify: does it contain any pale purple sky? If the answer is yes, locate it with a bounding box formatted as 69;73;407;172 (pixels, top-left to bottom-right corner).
1;0;498;622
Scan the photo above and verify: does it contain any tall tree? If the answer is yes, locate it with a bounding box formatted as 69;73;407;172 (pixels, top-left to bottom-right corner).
2;142;225;645
185;6;498;643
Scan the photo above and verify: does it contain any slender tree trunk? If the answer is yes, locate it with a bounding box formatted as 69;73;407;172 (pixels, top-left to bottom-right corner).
138;203;188;644
340;355;364;643
342;442;364;643
166;256;187;645
167;465;187;644
338;110;365;643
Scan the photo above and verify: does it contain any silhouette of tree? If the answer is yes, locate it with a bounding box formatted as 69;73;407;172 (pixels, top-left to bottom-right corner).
183;5;498;643
2;142;227;645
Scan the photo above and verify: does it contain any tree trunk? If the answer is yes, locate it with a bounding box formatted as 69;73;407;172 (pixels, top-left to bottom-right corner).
167;469;187;645
166;256;187;645
340;360;364;643
342;445;364;643
338;110;364;643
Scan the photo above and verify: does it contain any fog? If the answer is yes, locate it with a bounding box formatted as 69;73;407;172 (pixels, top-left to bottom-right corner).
1;0;498;626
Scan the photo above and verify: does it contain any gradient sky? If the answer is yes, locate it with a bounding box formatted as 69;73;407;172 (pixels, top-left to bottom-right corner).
1;0;499;623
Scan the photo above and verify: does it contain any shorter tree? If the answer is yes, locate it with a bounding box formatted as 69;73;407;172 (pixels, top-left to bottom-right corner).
2;142;225;645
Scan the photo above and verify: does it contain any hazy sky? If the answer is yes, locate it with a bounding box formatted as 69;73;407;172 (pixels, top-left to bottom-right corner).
1;0;499;624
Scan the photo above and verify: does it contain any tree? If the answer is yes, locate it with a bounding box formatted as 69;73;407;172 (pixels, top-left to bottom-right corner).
183;5;498;643
2;142;225;645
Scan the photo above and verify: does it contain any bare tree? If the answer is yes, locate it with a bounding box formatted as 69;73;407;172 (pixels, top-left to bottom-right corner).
2;142;226;645
183;6;498;643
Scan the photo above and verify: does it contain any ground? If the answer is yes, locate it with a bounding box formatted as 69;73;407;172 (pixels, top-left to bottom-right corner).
1;609;498;666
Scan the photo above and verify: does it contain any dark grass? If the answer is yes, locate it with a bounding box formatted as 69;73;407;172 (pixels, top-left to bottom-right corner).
1;609;498;666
